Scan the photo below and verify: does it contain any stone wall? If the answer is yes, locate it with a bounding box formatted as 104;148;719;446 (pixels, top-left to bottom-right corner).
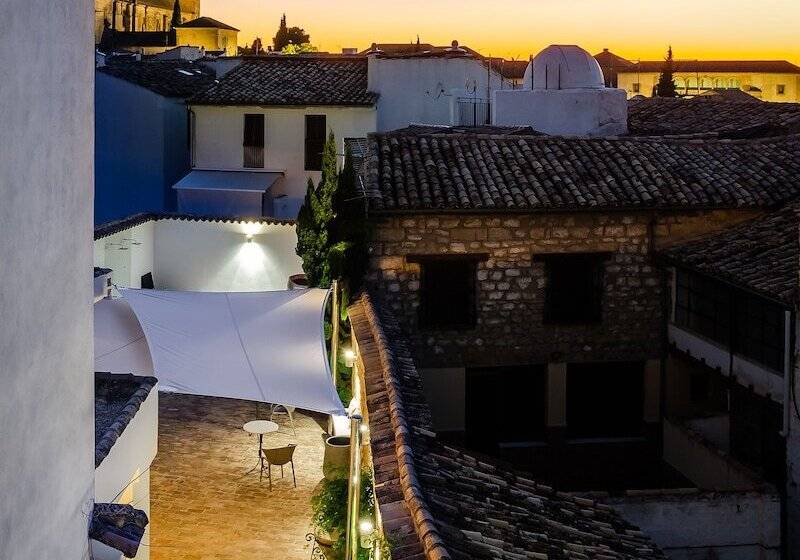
365;209;759;368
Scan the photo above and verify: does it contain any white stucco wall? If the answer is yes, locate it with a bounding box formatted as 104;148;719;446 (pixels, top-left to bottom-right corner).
493;87;628;136
93;385;158;560
0;0;95;558
368;56;505;132
94;218;303;292
152;219;303;291
609;491;781;560
190;105;377;217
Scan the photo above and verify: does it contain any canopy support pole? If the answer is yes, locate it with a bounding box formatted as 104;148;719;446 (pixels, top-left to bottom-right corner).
331;279;340;387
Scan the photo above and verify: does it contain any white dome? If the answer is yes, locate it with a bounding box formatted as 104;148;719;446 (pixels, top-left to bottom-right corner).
522;45;604;90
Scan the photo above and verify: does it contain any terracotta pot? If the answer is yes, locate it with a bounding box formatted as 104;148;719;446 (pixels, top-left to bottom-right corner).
287;273;309;290
323;435;350;480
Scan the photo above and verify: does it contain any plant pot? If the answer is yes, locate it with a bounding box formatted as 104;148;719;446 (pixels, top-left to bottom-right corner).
323;435;350;480
288;273;309;290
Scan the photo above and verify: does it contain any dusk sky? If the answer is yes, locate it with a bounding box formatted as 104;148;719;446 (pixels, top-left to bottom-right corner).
202;0;800;63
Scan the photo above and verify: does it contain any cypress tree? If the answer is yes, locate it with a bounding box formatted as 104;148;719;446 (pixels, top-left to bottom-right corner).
170;0;182;29
656;46;677;97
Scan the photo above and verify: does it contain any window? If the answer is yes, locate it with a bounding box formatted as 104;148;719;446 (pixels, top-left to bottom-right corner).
674;268;786;374
566;362;644;438
674;269;731;346
777;84;786;96
243;114;265;168
304;115;326;171
541;253;606;324
414;256;479;329
631;82;640;93
734;292;785;373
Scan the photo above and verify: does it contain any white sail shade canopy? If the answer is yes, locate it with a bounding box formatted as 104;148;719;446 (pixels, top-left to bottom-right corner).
94;288;344;415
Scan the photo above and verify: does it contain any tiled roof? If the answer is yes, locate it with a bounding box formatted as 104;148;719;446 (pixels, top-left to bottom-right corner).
190;57;378;106
94;212;295;240
497;59;529;80
660;203;799;304
90;503;149;558
174;16;239;31
364;130;800;213
98;60;216;98
95;373;158;468
594;49;635;70
628;96;800;137
350;293;666;560
621;60;800;74
94;267;113;278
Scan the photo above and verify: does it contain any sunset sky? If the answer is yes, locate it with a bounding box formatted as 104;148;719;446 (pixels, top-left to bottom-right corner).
202;0;800;64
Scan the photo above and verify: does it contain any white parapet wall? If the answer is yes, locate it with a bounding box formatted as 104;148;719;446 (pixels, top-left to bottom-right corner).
95;216;303;292
607;490;781;560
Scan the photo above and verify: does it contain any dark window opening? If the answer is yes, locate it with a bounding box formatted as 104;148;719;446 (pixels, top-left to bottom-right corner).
542;253;606;324
417;257;478;329
567;361;644;438
730;384;785;485
243;114;265;168
674;269;785;373
466;365;546;453
304;115;327;171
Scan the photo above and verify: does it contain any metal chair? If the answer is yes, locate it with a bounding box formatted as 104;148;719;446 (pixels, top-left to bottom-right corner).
260;444;297;490
269;403;297;436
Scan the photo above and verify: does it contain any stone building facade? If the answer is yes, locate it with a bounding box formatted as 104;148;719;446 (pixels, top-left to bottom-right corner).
366;209;760;369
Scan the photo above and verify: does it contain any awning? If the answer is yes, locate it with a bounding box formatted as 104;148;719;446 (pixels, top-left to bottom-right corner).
172;170;283;193
94;288;344;415
95;298;154;376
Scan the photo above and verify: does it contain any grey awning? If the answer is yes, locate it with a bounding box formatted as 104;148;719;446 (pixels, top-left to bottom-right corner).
173;170;283;193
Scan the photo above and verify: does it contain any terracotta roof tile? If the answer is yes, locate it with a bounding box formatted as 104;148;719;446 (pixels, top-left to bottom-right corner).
660;203;800;304
628;97;800;136
364;130;800;213
190;57;377;106
350;294;666;560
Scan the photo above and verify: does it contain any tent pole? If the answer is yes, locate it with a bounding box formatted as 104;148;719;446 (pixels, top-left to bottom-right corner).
331;279;340;387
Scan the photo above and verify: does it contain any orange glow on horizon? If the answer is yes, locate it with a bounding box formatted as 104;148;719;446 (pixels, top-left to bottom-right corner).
201;0;800;64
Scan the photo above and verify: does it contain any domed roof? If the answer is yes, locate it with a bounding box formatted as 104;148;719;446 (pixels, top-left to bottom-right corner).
522;45;604;90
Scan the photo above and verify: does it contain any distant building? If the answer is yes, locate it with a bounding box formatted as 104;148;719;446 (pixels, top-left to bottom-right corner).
174;17;239;57
95;0;200;42
186;56;378;218
596;49;800;102
95;59;216;224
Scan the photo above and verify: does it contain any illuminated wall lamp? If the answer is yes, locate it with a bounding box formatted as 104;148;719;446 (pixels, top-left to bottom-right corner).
359;519;375;550
343;348;356;368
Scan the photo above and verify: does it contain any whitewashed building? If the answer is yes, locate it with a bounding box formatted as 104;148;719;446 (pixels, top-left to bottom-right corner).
1;0;96;557
185;57;378;218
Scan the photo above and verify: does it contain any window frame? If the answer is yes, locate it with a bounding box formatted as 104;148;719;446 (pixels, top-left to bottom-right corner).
777;84;786;96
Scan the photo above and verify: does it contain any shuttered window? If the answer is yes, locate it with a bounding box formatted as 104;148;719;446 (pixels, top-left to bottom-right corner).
413;256;481;329
243;114;264;168
305;115;327;171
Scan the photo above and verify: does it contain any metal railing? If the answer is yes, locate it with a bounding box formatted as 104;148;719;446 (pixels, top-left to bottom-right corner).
457;98;491;126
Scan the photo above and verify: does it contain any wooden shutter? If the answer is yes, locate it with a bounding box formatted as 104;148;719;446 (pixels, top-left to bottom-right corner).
243;114;264;168
305;115;326;171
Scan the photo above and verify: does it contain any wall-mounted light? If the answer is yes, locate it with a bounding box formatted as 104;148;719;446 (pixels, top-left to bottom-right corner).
246;234;253;243
343;348;356;368
359;519;375;549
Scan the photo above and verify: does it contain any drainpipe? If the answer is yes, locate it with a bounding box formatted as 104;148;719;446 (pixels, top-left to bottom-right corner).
345;413;363;560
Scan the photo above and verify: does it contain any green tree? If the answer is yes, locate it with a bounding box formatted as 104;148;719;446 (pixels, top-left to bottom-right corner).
170;0;182;29
329;147;369;292
272;14;311;51
281;42;318;55
656;46;677;97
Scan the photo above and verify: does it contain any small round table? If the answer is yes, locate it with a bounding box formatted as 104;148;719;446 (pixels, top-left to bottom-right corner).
243;420;278;475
